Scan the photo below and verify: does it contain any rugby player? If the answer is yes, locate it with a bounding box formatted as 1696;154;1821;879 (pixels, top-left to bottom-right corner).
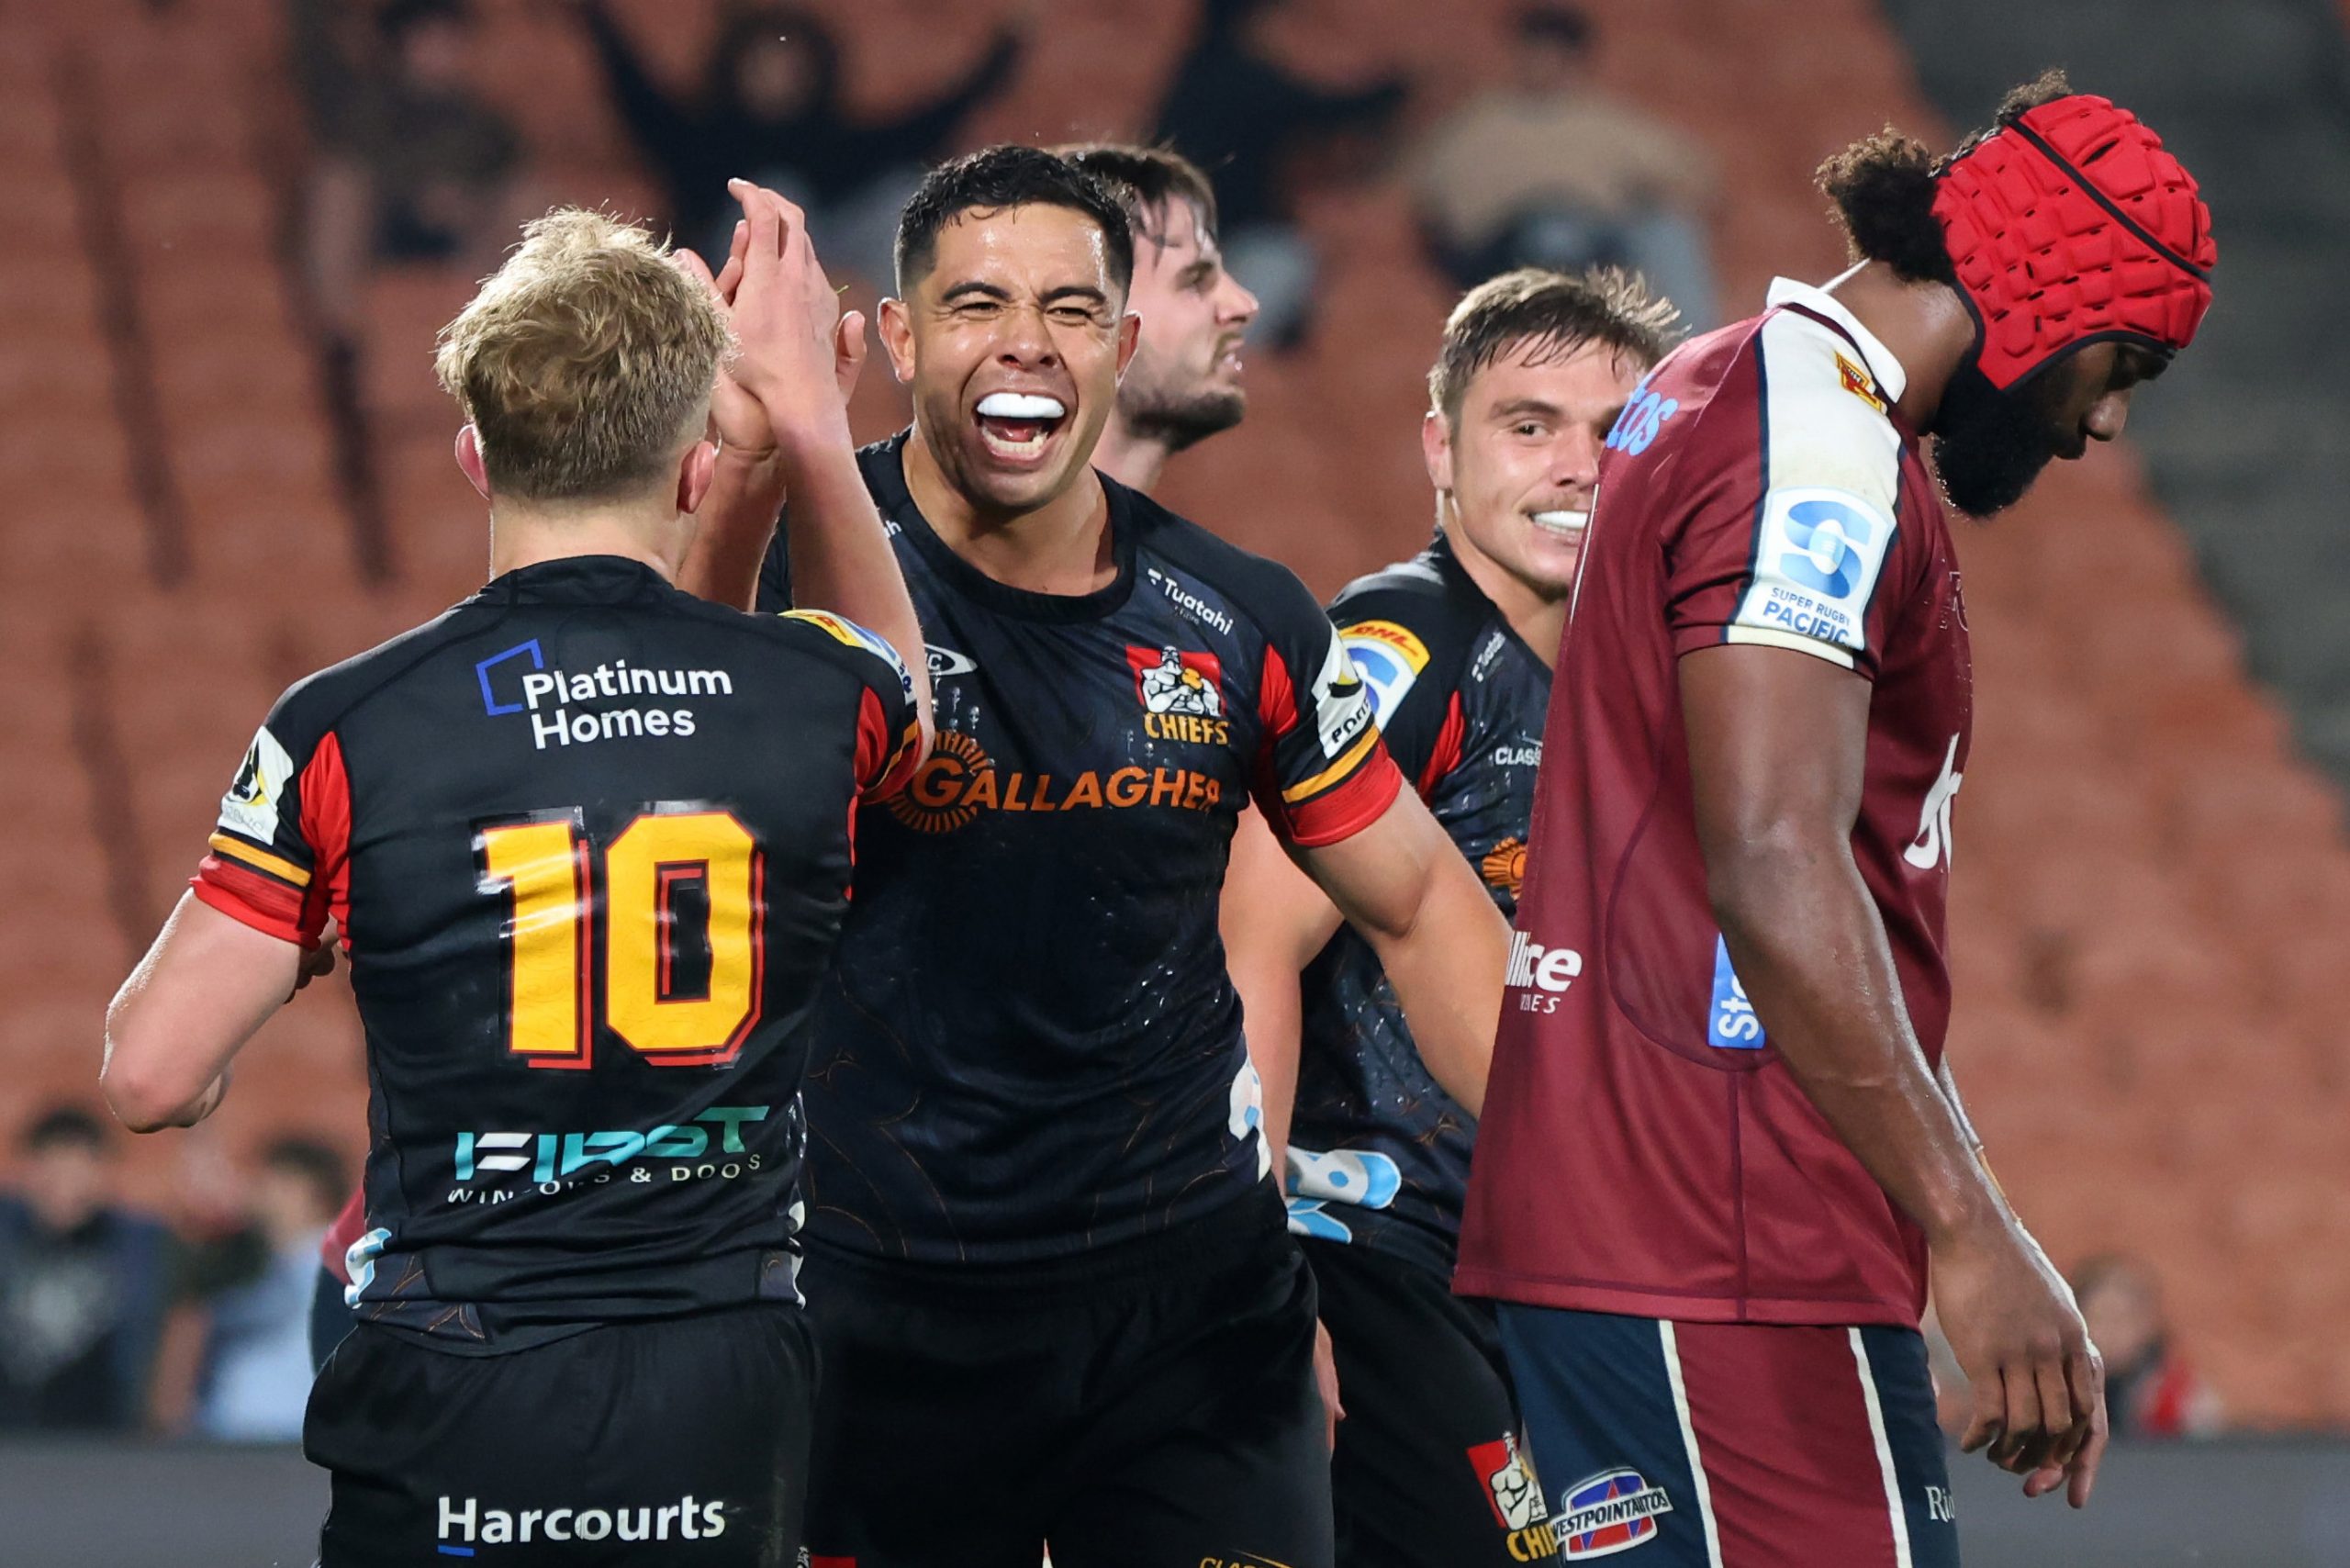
684;145;1512;1568
1058;143;1259;492
101;195;929;1567
1223;267;1676;1567
1456;76;2214;1565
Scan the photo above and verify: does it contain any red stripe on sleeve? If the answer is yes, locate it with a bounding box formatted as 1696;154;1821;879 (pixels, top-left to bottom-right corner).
1257;644;1300;735
1417;690;1467;800
191;857;308;943
298;732;354;946
1282;745;1403;848
853;688;923;802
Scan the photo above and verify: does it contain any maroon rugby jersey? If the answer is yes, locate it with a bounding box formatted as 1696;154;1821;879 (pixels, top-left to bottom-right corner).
1456;279;1973;1327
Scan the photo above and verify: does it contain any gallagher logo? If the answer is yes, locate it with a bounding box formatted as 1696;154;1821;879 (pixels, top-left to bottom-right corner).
1558;1470;1673;1559
1128;644;1230;746
884;727;1225;834
1480;837;1528;898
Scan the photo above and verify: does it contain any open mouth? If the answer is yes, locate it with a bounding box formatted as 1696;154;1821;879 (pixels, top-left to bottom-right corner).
973;391;1069;465
1529;510;1589;541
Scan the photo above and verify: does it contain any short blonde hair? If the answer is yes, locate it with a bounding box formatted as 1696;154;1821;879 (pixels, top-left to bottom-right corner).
434;209;729;504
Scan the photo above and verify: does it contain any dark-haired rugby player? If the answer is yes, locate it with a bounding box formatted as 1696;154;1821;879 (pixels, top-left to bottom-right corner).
1058;142;1259;493
1458;74;2215;1565
687;145;1510;1568
1225;265;1678;1568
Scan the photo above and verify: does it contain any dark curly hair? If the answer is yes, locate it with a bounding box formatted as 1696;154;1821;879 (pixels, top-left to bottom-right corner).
1815;69;2073;286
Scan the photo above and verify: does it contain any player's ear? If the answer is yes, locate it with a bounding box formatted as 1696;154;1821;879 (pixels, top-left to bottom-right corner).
454;424;491;501
1421;410;1456;495
677;438;719;516
1113;309;1142;379
878;297;916;386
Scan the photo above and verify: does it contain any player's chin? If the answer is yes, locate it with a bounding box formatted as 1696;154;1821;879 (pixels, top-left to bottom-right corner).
1514;522;1584;586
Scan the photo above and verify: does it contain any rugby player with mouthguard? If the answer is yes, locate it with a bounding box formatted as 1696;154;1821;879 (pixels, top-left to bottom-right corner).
1223;267;1677;1568
1456;75;2215;1565
685;146;1511;1568
102;194;928;1568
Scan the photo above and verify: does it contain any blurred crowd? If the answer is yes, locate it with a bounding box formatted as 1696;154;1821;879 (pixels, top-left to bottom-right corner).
282;0;1724;345
0;1096;2228;1443
0;1103;346;1440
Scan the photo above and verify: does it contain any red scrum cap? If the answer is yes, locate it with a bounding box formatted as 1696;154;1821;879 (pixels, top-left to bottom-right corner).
1932;93;2215;389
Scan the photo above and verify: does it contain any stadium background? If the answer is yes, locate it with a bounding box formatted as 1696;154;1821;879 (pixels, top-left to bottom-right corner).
1;0;2345;1559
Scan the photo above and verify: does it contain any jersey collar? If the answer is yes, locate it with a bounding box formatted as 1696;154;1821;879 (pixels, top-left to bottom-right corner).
871;429;1139;624
476;555;674;604
1764;277;1909;406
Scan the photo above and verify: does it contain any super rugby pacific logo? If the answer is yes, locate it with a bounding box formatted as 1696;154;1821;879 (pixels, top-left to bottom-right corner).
1558;1469;1673;1559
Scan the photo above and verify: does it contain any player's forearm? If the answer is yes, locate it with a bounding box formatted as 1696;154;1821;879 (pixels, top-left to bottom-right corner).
1363;857;1507;1117
679;447;789;612
1228;948;1306;1160
776;438;934;733
103;895;295;1132
1709;843;2004;1246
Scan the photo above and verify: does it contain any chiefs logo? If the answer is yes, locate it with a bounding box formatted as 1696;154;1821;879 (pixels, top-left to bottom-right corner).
1481;837;1528;897
886;729;993;834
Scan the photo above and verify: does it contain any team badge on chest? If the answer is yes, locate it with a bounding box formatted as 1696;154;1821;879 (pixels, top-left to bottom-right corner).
1128;645;1230;745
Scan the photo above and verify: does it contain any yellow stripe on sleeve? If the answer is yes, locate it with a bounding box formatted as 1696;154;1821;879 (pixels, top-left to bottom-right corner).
1281;725;1382;805
207;832;312;889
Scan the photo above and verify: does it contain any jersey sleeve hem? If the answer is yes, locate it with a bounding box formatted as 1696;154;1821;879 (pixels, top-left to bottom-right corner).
1674;623;1863;672
1277;747;1404;848
189;870;309;946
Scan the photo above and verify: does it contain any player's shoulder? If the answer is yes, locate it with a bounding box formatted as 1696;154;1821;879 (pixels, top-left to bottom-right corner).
764;608;913;695
1326;544;1491;688
1118;478;1326;643
263;599;489;747
1747;299;1907;509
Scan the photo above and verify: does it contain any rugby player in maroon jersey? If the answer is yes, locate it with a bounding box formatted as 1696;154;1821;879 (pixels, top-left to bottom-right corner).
1457;73;2214;1565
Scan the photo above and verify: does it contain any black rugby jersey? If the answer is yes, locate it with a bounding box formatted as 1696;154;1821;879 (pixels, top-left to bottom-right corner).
1283;533;1550;1277
192;556;919;1350
758;432;1401;1263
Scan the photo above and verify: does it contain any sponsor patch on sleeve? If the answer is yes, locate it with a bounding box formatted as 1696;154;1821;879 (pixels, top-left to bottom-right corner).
1306;634;1375;759
1729;486;1897;666
1339;619;1430;728
218;725;295;841
782;610;914;700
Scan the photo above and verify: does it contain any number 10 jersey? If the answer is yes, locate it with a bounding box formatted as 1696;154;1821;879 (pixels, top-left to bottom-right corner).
191;556;920;1351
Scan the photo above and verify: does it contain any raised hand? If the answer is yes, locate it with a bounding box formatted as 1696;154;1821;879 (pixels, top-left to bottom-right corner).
720;178;868;452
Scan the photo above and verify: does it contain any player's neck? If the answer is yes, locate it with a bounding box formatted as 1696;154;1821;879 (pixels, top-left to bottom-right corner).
1091;417;1170;495
1442;517;1567;669
1818;262;1976;431
902;422;1118;596
488;507;688;584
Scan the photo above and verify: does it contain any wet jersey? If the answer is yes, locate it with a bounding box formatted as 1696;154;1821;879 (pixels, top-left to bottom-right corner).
1457;280;1973;1328
758;432;1402;1264
192;556;920;1351
1283;533;1550;1278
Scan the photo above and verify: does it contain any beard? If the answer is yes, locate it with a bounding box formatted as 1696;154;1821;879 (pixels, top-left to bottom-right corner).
1930;359;2077;518
1118;359;1246;454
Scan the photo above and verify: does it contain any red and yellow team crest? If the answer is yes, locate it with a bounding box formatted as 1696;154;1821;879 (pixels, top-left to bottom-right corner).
1836;353;1886;413
1481;837;1528;898
1126;644;1230;745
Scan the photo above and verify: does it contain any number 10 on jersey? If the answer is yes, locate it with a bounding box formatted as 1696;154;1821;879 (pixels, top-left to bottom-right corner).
476;809;767;1070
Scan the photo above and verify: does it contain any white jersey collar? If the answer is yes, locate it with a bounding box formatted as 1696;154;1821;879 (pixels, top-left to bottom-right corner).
1765;276;1909;406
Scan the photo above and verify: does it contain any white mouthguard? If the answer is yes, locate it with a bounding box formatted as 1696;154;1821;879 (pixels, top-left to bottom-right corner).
976;392;1067;420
